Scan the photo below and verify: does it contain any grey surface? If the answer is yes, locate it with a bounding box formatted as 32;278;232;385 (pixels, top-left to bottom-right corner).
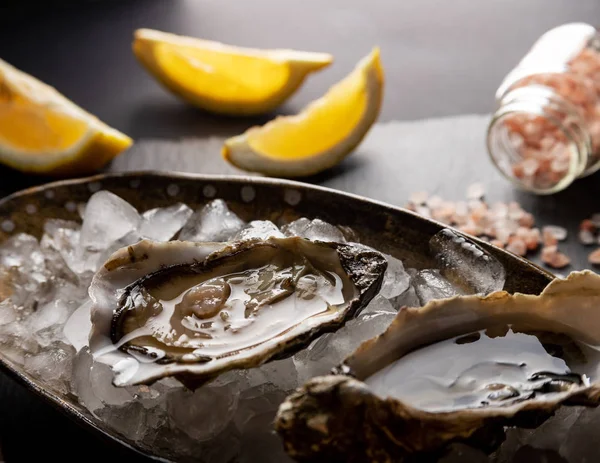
1;0;600;461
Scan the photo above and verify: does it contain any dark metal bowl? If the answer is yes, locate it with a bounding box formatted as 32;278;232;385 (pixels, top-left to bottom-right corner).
0;171;554;461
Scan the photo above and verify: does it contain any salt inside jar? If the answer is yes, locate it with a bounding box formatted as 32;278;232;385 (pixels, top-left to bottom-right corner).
487;23;600;194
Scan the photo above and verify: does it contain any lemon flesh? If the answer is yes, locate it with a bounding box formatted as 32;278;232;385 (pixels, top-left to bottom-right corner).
222;48;384;177
0;59;132;176
133;29;333;116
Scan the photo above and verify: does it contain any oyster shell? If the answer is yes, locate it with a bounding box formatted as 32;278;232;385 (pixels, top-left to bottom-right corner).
275;271;600;462
89;237;386;388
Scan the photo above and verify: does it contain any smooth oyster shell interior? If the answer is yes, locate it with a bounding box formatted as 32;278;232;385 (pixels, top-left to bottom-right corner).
89;237;386;387
276;271;600;462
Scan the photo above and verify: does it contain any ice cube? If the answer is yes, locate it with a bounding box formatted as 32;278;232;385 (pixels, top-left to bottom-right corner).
41;220;92;277
166;383;239;441
95;401;168;443
359;294;397;316
412;269;462;305
23;341;75;395
0;321;39;360
63;300;92;352
0;299;17;326
80;191;141;251
234;220;284;240
234;383;287;433
179;199;245;242
90;360;135;407
0;234;52;311
294;297;396;382
282;218;346;242
0;233;46;274
139;203;193;241
239;411;293;463
430;228;506;294
391;285;421;309
71;348;103;412
559;406;600;462
379;254;410;299
243;357;298;391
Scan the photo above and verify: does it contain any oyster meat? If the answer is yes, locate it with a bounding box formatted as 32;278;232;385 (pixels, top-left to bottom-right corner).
276;271;600;462
89;236;386;387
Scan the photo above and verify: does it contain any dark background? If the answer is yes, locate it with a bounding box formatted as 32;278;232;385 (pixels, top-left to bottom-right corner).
1;0;600;461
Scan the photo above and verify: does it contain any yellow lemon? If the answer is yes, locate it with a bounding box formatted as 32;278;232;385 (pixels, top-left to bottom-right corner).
222;48;384;177
0;59;132;176
133;29;333;116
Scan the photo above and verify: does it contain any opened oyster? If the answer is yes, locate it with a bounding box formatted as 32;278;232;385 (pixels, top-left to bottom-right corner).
89;236;386;388
276;271;600;462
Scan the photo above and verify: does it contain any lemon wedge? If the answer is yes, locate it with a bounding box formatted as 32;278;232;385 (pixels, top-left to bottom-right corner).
0;59;132;176
222;48;384;177
133;29;333;116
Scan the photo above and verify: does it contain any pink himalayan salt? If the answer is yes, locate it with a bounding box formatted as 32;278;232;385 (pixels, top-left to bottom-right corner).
409;191;429;205
542;228;558;247
466;183;485;200
589;248;600;265
542;225;567;241
506;237;527;256
541;245;571;269
580;219;596;232
406;193;541;252
579;229;596;245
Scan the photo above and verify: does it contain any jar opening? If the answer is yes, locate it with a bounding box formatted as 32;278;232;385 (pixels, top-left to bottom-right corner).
487;88;589;194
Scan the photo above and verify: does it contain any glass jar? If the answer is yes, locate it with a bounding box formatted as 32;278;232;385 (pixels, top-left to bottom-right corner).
487;23;600;194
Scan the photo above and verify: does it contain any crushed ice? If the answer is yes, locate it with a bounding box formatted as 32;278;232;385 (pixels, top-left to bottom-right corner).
0;191;506;462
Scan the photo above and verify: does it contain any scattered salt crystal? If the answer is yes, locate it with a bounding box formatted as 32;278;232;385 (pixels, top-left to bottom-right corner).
426;195;443;209
524;228;541;250
588;248;600;265
466;182;485;200
415;205;432;218
517;212;535;228
590;213;600;228
408;191;428;205
580;218;597;232
490;239;505;249
579;229;596;245
542;228;559;247
542;225;568;241
506;237;527;256
541;245;571;269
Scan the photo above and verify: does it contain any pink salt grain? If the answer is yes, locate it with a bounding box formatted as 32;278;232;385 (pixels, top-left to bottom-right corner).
589;248;600;265
506;237;527;256
541;245;571;269
542;225;567;241
579;229;596;245
580;219;596;232
518;212;535;228
542;228;558;247
525;228;541;251
490;239;505;249
409;191;429;205
466;183;485;200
